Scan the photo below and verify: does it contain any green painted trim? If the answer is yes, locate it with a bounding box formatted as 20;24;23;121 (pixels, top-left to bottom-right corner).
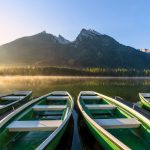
139;94;150;110
85;118;121;150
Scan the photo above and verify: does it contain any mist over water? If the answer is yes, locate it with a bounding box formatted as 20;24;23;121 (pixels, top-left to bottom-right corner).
0;76;149;102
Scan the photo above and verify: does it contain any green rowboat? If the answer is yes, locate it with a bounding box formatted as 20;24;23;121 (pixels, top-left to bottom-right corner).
0;91;74;150
77;91;150;150
0;91;32;117
139;93;150;110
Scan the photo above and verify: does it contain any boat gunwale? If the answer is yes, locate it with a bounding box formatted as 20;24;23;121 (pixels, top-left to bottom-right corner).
139;93;150;109
0;91;74;150
77;91;150;150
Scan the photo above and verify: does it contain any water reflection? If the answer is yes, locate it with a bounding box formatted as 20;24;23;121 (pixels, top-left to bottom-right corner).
78;112;104;150
0;76;150;103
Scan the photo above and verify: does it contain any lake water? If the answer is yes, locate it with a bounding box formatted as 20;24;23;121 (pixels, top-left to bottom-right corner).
0;76;150;150
0;76;150;102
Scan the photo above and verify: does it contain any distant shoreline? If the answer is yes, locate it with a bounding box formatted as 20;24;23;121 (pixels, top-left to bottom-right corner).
0;75;149;79
0;66;149;77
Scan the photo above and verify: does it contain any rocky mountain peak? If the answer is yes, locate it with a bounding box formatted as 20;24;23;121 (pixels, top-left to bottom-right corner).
34;31;70;44
75;28;102;42
57;35;70;44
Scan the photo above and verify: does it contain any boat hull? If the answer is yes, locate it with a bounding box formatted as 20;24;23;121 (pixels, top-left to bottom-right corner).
84;117;120;150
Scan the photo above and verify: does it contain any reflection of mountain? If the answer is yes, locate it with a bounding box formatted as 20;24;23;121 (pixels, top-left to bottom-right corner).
0;29;150;69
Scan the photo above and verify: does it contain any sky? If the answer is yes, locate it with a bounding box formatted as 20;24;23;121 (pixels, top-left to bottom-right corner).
0;0;150;48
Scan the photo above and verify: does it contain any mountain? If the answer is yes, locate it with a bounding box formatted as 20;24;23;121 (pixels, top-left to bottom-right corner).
0;29;150;69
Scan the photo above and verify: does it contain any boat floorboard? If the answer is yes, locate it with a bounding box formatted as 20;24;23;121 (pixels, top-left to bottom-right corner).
5;132;51;150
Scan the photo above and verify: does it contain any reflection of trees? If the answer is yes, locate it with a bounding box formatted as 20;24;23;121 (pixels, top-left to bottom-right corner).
0;66;149;76
0;76;149;102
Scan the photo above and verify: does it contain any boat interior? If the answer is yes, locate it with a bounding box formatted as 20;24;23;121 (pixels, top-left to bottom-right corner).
80;91;150;150
0;93;27;108
0;92;71;150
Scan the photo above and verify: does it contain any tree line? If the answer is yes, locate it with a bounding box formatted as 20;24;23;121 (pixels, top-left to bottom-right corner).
0;66;149;76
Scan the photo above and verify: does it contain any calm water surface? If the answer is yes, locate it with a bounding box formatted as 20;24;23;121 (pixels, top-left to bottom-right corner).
0;76;150;150
0;76;150;102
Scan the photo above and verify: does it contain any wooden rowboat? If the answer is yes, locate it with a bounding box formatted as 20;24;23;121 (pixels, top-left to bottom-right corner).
139;93;150;110
114;96;150;119
77;91;150;150
0;91;32;117
0;91;74;150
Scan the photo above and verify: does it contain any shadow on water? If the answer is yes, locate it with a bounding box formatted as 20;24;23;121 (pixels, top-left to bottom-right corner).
77;109;104;150
71;109;82;150
56;108;104;150
56;116;74;150
55;108;83;150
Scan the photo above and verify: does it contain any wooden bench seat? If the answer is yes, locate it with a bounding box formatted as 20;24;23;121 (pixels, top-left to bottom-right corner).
81;91;96;96
142;93;150;97
0;105;5;109
47;96;68;100
94;118;141;129
14;91;31;95
7;120;62;132
51;91;68;96
33;105;66;111
145;98;150;101
1;96;24;101
81;96;100;100
86;104;116;110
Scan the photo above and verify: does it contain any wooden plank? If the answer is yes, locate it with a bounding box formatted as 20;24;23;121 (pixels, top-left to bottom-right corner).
86;104;116;110
145;98;150;101
81;91;96;95
0;105;5;109
13;91;32;95
81;96;100;100
1;96;25;101
7;120;62;132
47;96;68;100
51;91;68;96
94;118;141;129
33;105;66;111
141;93;150;97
